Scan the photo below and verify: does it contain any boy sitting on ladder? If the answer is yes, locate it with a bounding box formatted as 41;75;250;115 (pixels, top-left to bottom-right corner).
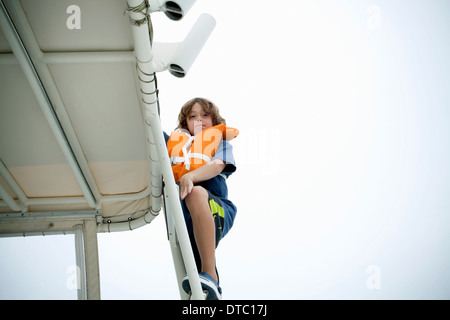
165;97;238;300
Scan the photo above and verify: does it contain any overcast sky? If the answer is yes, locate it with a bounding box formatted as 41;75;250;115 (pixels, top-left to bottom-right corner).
1;0;450;299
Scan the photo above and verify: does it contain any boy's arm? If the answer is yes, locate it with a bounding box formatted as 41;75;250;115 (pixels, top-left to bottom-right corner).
179;159;226;200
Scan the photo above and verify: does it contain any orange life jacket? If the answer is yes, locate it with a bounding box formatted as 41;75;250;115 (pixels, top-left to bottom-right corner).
167;123;239;182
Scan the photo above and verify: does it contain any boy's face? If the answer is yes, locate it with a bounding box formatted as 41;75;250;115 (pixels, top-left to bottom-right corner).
187;102;213;135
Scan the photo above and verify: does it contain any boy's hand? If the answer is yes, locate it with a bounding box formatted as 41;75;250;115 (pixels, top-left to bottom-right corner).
179;173;194;200
178;159;225;200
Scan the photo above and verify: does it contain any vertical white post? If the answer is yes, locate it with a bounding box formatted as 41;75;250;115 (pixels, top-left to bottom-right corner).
74;225;87;300
83;220;101;300
74;221;100;300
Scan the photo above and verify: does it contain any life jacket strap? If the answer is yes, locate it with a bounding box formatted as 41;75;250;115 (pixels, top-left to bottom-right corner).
170;153;212;170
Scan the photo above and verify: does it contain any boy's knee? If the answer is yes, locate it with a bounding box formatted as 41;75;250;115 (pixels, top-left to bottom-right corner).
186;186;208;202
185;186;208;206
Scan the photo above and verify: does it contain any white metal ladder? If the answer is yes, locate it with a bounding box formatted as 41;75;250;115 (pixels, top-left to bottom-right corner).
126;0;213;300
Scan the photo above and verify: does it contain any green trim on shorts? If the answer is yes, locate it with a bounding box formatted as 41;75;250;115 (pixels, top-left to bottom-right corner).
209;199;225;219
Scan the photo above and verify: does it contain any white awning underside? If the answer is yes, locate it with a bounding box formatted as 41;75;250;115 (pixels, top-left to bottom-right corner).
0;0;162;227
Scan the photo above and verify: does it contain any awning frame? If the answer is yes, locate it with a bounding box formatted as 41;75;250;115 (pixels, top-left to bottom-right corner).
0;0;215;300
0;0;161;231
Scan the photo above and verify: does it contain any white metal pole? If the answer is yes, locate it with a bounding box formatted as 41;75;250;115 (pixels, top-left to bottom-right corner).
165;184;190;300
74;225;87;300
83;220;101;300
0;182;23;212
145;98;204;300
126;0;204;300
0;160;27;211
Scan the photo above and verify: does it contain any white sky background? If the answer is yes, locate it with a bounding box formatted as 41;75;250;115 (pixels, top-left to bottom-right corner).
1;0;450;299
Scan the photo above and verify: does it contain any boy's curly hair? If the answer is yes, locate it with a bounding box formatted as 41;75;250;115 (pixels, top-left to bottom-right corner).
176;97;226;130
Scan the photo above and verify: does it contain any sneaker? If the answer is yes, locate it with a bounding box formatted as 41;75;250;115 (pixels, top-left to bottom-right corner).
182;272;222;300
199;272;222;300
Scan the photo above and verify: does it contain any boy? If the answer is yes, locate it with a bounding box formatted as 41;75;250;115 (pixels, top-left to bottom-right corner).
165;97;237;300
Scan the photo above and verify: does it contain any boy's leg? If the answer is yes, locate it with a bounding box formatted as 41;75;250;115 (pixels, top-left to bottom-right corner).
184;186;218;283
